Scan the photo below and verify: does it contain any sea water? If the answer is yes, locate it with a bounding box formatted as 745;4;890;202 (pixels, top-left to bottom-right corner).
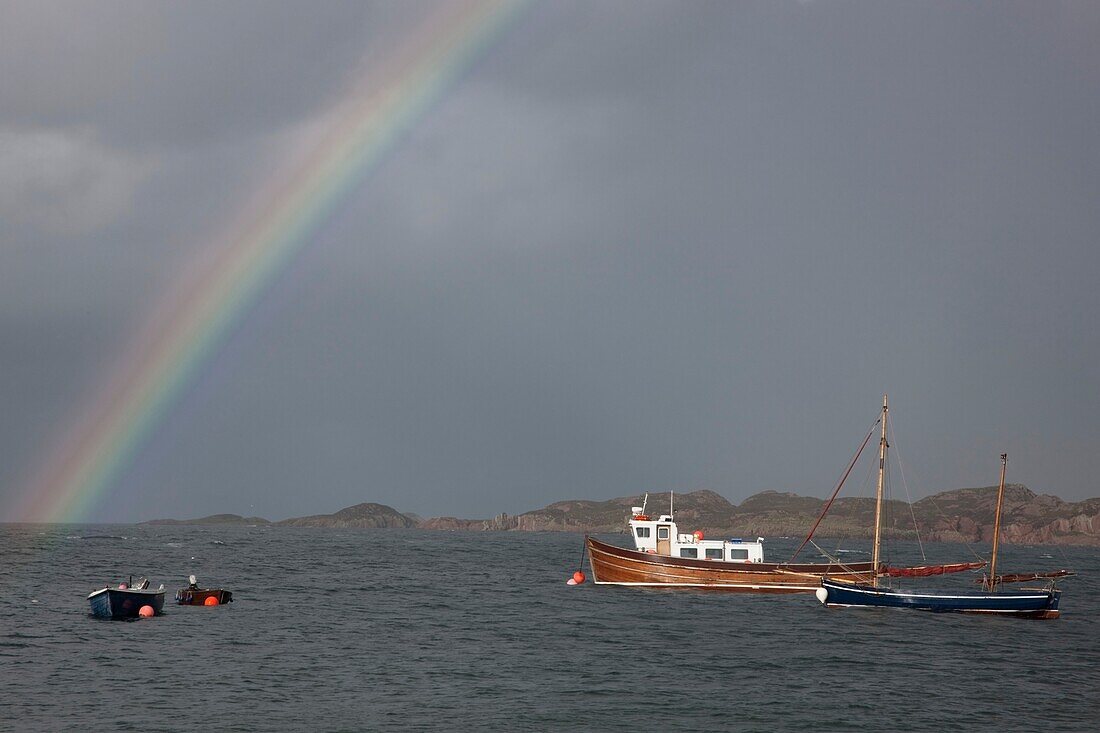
1;525;1097;732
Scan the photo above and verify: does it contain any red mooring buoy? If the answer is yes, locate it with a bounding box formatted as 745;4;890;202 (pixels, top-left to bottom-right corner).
572;570;586;584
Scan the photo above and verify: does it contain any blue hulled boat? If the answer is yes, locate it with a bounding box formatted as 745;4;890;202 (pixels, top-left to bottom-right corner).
815;400;1069;620
817;578;1061;618
88;578;166;619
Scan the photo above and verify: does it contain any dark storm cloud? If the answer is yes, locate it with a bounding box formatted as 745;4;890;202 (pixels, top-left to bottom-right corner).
1;1;1098;522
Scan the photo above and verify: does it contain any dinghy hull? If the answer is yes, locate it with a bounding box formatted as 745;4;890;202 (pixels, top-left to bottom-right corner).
87;587;166;619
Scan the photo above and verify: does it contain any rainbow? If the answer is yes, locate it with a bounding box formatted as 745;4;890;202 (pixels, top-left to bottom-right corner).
9;0;528;523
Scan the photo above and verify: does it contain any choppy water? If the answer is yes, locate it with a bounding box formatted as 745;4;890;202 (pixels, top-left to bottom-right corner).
1;525;1097;732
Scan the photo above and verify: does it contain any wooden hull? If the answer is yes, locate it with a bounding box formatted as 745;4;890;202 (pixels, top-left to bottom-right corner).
819;579;1061;619
586;536;878;593
87;588;166;619
175;588;233;605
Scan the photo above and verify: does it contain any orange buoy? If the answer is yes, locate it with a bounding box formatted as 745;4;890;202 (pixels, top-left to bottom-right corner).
138;605;154;618
204;595;220;606
572;571;586;584
693;530;704;541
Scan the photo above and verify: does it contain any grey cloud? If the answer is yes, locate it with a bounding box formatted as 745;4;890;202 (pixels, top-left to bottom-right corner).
1;1;1098;522
0;126;154;234
0;1;426;149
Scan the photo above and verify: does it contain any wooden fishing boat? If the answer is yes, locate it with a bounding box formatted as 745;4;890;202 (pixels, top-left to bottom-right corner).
585;487;901;593
586;534;877;593
175;576;233;605
585;399;986;593
87;577;166;619
817;398;1067;619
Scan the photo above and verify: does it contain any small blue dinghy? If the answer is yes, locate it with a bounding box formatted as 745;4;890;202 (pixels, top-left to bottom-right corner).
88;577;166;619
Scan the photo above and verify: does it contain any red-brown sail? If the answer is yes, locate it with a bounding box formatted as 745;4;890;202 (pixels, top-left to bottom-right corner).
883;561;986;577
975;570;1073;585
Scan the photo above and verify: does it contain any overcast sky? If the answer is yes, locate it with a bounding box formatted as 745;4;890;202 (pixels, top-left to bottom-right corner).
1;1;1097;523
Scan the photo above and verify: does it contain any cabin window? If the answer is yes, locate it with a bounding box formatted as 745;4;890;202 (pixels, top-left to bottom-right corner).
730;548;749;560
705;548;723;560
657;526;670;540
635;527;651;538
679;548;698;558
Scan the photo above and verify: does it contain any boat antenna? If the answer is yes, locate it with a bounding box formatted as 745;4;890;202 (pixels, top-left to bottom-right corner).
670;490;674;519
641;492;649;516
988;453;1008;592
871;394;888;588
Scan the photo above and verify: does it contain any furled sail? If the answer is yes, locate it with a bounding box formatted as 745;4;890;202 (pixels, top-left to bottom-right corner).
977;570;1073;585
883;561;986;577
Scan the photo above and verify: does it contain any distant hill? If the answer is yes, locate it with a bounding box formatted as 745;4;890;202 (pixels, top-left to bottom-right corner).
141;485;1100;545
276;502;416;529
143;514;270;526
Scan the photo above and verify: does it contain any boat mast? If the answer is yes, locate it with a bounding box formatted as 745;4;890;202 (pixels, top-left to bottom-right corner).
871;394;888;587
988;453;1008;592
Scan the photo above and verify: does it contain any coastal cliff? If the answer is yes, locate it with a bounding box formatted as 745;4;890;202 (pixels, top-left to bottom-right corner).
483;487;1100;546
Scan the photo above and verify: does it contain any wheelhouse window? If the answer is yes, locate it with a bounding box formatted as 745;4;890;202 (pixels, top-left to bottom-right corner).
679;548;698;558
657;526;670;540
635;527;651;538
730;548;749;560
705;548;723;560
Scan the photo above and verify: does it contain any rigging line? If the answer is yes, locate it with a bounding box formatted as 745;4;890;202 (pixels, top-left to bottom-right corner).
923;492;988;564
1029;492;1073;567
809;539;841;565
1051;537;1072;567
837;450;871;558
888;419;926;562
886;416;987;565
844;448;879;558
882;454;893;565
788;415;880;563
809;539;873;582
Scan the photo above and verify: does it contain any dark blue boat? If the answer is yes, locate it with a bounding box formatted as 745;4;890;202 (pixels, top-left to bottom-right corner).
814;407;1069;620
817;578;1061;618
87;579;166;619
